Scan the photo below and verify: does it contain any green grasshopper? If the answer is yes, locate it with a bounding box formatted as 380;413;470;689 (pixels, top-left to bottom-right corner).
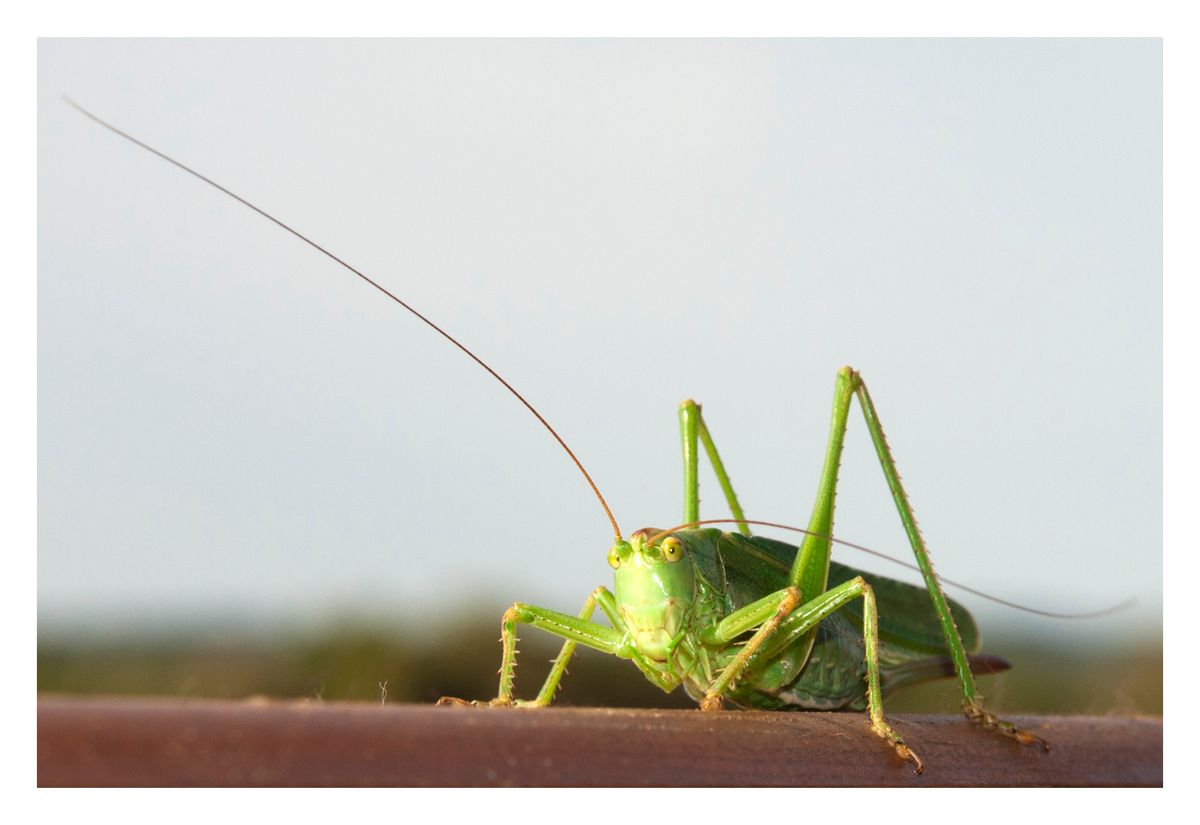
439;383;1048;773
69;98;1051;774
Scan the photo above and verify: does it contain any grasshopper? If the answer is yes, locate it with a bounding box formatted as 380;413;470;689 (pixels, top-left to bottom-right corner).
69;98;1054;774
439;385;1049;773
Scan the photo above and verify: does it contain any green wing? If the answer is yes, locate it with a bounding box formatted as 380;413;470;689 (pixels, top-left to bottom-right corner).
682;530;981;655
679;529;999;710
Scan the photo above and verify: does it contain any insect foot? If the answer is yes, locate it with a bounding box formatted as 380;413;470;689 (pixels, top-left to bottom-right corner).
871;721;924;775
699;695;725;712
435;696;478;707
963;699;1051;751
963;699;1050;752
435;696;528;709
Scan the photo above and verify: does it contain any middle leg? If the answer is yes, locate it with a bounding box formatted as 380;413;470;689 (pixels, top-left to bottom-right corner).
678;399;751;533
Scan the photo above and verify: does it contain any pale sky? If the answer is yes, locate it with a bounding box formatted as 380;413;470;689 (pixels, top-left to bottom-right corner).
38;39;1161;644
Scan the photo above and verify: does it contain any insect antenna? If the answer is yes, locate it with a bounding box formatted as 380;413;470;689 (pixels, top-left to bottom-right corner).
650;518;1134;619
64;96;623;541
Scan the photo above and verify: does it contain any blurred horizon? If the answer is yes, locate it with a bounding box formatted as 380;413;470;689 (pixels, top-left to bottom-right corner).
38;610;1162;716
37;585;1157;647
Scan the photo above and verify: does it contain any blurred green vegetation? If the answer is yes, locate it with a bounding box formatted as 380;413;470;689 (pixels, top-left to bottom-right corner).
38;615;1161;715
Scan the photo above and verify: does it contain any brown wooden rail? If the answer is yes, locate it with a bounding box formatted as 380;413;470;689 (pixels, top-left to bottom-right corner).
37;696;1161;787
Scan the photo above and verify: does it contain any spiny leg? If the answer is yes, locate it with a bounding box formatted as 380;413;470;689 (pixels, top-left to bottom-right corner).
853;373;1047;751
678;399;750;533
503;589;681;702
495;600;628;706
696;586;803;710
527;585;674;706
735;576;924;773
436;596;626;707
858;577;923;772
787;369;854;601
781;367;858;677
528;587;606;706
784;367;1042;758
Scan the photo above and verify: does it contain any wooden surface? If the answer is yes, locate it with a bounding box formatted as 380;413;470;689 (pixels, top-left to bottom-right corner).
37;696;1161;787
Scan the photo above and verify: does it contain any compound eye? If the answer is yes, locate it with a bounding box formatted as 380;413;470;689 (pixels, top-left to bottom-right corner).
661;537;683;563
607;546;622;569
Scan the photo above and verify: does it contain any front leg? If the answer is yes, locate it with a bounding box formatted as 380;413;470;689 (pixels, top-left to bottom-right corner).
521;587;684;703
527;587;634;706
438;590;627;708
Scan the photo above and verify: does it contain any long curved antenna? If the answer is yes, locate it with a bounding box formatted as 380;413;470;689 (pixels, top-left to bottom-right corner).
65;96;623;541
650;518;1135;620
